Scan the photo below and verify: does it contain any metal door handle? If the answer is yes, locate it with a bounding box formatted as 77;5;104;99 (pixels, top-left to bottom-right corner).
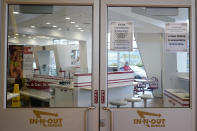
84;107;95;131
103;107;113;131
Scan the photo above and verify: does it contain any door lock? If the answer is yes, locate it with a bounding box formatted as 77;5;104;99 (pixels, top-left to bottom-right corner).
100;119;105;127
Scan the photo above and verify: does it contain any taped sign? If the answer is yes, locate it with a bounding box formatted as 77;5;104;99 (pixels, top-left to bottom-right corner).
110;21;133;51
165;23;188;52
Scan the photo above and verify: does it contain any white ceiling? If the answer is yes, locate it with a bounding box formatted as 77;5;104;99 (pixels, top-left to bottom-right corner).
8;5;189;43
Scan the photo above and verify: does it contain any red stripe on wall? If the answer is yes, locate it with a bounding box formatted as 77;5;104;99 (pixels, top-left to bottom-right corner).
74;71;134;76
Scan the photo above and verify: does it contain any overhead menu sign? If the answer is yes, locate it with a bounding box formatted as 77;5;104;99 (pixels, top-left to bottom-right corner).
165;23;188;52
110;21;133;51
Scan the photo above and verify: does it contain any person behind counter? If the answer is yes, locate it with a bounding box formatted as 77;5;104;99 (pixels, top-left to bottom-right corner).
123;62;132;71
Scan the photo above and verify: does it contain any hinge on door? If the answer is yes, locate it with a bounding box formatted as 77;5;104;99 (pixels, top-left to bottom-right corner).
100;119;105;127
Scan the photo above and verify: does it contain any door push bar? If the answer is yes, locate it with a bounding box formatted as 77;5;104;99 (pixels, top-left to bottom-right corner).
84;106;96;131
103;107;113;131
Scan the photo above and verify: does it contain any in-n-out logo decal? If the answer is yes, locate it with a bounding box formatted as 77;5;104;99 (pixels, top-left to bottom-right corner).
29;110;63;127
133;110;166;127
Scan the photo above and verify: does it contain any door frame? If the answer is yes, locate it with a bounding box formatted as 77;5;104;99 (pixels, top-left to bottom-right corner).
0;0;100;131
99;0;196;131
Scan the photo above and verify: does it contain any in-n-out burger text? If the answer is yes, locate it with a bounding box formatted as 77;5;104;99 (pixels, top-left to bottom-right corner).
133;110;166;128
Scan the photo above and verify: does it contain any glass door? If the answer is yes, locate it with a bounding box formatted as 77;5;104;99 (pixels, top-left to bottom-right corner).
100;0;196;131
0;0;100;131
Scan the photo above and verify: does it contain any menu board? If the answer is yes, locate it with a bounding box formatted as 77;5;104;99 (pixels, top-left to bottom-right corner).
165;23;188;52
110;21;133;51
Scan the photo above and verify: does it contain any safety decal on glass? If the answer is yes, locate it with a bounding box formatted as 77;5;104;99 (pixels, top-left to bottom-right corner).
101;90;105;104
94;90;98;104
110;21;133;51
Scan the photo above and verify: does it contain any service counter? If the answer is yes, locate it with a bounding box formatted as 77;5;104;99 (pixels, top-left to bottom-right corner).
19;71;135;107
163;89;190;107
74;71;135;107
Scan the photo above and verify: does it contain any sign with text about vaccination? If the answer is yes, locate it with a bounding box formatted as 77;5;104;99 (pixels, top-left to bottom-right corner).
110;21;133;51
165;23;188;52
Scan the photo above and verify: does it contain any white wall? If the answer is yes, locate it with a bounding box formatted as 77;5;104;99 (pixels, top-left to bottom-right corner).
136;33;163;97
79;41;88;71
162;40;189;92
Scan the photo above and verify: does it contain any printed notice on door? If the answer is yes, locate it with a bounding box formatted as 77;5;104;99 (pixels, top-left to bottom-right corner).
165;23;188;52
110;21;133;51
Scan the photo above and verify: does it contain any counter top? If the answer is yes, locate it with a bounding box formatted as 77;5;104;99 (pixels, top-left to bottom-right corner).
164;89;189;101
20;89;52;101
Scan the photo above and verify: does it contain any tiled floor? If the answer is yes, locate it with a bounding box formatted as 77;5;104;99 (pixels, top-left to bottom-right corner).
109;91;164;108
134;96;163;108
133;91;164;108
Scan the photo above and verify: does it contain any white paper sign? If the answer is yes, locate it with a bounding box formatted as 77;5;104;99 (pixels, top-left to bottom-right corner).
165;23;188;52
110;21;133;51
23;46;34;78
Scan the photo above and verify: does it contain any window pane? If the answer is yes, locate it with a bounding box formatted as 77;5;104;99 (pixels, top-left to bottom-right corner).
7;5;92;108
107;7;190;108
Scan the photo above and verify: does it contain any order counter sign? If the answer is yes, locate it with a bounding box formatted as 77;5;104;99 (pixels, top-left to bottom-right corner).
29;110;63;127
110;21;133;51
165;23;188;52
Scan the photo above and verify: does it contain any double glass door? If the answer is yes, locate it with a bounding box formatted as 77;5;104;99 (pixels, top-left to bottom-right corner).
0;0;196;131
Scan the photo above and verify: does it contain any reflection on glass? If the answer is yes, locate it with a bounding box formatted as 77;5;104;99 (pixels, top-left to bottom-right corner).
107;7;190;108
6;5;92;108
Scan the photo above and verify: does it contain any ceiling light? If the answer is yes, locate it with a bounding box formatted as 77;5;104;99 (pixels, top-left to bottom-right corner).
28;36;32;39
58;28;62;30
13;11;19;14
80;30;84;32
8;35;10;38
75;25;79;27
52;25;57;28
22;34;26;37
30;25;35;28
15;33;19;36
46;22;51;25
14;37;17;39
33;37;36;40
71;21;75;24
65;17;70;20
78;28;82;30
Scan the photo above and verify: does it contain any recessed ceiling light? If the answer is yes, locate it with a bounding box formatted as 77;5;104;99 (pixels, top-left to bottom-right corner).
8;35;10;38
14;37;17;39
52;25;57;28
78;28;82;30
58;28;62;30
46;22;51;25
71;21;75;24
28;36;32;39
15;33;19;36
65;17;70;20
33;37;36;40
22;34;26;37
30;25;35;28
75;25;79;27
13;11;19;14
80;30;84;32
